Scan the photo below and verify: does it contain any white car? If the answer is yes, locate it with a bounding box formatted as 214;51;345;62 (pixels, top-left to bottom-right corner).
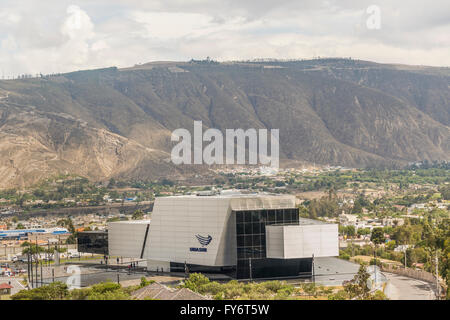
14;268;26;274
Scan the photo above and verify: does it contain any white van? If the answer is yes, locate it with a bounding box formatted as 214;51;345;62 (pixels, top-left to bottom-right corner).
68;252;81;259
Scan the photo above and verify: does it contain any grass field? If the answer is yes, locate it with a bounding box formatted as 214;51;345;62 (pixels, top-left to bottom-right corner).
350;255;403;266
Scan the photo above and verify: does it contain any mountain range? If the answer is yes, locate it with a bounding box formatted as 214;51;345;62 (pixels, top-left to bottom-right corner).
0;58;448;188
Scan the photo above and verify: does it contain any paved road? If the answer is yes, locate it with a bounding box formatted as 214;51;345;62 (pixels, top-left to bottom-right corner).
384;272;436;300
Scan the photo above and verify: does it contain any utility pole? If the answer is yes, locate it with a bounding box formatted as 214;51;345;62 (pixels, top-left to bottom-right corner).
35;256;38;288
47;241;50;267
35;236;39;288
312;254;315;283
435;251;440;300
29;243;34;289
404;248;407;268
40;261;43;287
27;252;31;288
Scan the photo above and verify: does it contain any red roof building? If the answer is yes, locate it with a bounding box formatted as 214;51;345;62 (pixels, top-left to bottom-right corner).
0;282;13;295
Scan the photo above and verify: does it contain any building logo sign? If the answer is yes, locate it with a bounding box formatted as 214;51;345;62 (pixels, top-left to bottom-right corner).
190;234;212;252
196;234;212;246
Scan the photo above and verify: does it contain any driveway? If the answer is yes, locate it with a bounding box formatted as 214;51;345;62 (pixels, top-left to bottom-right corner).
383;272;436;300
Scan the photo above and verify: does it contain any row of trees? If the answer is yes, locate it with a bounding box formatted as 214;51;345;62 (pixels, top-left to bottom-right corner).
338;215;449;298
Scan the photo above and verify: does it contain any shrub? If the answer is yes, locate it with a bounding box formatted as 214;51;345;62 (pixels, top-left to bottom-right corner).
302;283;318;297
370;258;382;267
262;280;285;293
340;253;351;260
274;287;294;300
198;281;223;295
183;273;211;292
139;277;155;288
213;292;224;300
370;290;389;300
69;288;91;300
328;290;349;300
11;282;69;300
88;290;130;300
90;282;121;294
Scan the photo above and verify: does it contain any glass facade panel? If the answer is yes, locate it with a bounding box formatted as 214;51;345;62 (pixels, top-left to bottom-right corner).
236;211;244;223
244;235;253;247
251;210;260;222
261;210;268;222
244;222;252;234
234;207;302;279
244;211;252;223
77;231;108;254
276;210;283;223
237;235;245;247
252;222;260;234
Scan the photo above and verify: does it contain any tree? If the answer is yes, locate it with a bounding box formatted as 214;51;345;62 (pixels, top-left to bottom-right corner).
344;264;371;299
371;227;385;271
107;178;116;189
15;195;26;208
346;226;356;238
358;228;371;238
132;210;144;220
351;201;363;214
21;243;45;255
371;228;385;245
16;223;25;230
438;185;450;200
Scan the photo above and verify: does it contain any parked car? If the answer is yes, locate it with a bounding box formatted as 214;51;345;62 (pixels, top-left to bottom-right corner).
68;252;80;259
13;268;26;274
12;255;27;263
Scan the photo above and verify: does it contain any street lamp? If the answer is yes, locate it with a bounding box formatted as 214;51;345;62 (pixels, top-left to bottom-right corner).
404;247;407;268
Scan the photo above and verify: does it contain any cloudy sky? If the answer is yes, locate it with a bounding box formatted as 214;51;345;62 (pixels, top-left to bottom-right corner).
1;0;449;77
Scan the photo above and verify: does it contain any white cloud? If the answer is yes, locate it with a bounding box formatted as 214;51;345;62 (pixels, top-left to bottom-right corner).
130;11;213;39
0;0;450;78
58;5;95;66
0;12;22;25
61;5;95;40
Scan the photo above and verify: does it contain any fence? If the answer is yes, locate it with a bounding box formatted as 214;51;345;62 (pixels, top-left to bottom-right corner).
381;264;446;298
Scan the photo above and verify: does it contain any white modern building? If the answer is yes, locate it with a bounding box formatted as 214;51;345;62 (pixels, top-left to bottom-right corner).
80;192;339;279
